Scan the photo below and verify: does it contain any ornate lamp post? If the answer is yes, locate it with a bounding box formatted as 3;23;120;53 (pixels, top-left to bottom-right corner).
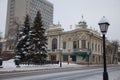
98;16;110;80
59;32;62;67
60;48;62;67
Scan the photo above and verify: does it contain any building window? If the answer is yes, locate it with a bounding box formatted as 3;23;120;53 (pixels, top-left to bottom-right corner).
73;40;79;49
101;45;102;53
99;56;101;63
92;43;94;51
98;45;100;52
81;40;86;49
9;45;12;50
93;55;95;62
88;42;90;49
52;38;57;50
63;41;66;49
73;41;76;49
0;43;2;51
95;44;97;52
63;55;68;61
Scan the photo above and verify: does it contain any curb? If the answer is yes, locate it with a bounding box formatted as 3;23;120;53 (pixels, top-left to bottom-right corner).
0;64;119;73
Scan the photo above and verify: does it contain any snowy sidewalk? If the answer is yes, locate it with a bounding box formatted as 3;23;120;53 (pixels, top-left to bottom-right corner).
0;59;120;80
0;59;119;73
0;59;85;73
0;63;85;72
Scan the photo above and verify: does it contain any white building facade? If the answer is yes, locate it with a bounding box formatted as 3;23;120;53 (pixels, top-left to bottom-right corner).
4;0;53;52
47;20;118;64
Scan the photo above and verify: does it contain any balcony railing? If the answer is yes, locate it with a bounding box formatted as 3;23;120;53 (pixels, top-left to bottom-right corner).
73;48;90;52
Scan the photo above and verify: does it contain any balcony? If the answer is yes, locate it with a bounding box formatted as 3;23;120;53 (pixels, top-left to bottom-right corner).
73;48;90;52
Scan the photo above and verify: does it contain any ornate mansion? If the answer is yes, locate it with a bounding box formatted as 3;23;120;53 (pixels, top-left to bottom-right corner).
47;19;118;64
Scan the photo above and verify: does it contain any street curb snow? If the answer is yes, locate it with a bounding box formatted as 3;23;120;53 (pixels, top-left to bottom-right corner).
0;64;119;73
0;66;83;73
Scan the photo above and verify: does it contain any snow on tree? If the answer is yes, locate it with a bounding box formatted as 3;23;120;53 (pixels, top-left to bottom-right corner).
30;11;47;60
15;15;31;61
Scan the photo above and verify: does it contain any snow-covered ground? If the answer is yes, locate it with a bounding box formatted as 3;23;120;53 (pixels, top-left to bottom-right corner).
0;59;120;80
2;59;16;68
2;66;120;80
0;59;84;72
2;59;80;68
80;70;120;80
118;62;120;65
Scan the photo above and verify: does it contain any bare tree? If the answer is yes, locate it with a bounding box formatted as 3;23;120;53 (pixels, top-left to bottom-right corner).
112;40;120;63
6;17;21;51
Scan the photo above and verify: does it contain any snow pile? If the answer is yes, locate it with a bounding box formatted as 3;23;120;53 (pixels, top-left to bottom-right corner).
118;62;120;65
3;59;16;68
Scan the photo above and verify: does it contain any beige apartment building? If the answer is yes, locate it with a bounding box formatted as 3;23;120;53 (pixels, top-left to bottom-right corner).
4;0;53;52
47;19;118;64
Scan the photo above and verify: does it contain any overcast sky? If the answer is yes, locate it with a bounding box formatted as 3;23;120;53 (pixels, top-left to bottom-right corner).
0;0;120;41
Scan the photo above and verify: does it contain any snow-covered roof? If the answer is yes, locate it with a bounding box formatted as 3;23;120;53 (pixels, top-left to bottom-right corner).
48;23;63;30
49;25;61;29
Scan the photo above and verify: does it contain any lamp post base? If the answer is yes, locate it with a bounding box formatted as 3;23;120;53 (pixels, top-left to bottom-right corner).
60;62;62;67
103;72;108;80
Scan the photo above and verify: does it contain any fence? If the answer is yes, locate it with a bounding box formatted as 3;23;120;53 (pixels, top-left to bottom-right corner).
20;60;59;65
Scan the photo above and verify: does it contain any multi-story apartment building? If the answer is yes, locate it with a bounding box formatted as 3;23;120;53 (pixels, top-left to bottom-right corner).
47;18;118;64
4;0;53;52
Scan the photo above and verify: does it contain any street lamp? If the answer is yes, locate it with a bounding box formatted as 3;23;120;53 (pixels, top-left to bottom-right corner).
88;32;93;66
59;32;62;67
98;16;110;80
60;48;62;67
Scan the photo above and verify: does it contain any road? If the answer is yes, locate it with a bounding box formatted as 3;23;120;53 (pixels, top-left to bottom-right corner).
0;66;120;80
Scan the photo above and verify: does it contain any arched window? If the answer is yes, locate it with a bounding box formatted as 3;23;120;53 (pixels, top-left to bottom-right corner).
73;40;79;49
81;40;86;49
88;42;90;49
52;38;57;50
92;43;94;51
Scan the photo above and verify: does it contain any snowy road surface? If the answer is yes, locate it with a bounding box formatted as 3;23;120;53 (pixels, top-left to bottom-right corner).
0;66;120;80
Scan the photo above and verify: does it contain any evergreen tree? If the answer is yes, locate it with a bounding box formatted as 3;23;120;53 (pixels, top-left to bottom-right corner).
15;15;31;61
30;11;47;60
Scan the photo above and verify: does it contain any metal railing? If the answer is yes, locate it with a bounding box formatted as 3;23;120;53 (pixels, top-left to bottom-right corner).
20;60;59;65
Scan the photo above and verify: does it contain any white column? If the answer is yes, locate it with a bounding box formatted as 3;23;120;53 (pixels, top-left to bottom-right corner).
48;37;51;50
79;40;81;49
70;40;73;52
57;35;60;50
